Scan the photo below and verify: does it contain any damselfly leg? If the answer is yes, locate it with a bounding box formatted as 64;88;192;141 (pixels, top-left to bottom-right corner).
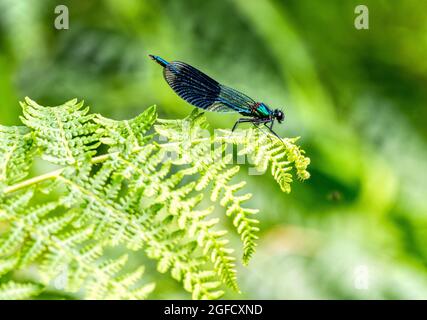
232;118;255;132
263;123;285;145
231;117;284;145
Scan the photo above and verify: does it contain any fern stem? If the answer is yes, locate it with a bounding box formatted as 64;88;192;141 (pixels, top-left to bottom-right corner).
3;168;62;194
3;154;110;194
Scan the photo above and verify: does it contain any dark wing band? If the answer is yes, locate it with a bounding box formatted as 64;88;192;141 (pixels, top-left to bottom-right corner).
164;61;224;111
164;61;255;113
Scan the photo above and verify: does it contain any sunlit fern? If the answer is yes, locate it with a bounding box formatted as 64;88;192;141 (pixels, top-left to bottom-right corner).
0;98;310;299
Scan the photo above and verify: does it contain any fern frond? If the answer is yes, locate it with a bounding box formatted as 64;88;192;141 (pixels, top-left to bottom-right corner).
61;120;234;297
0;258;18;278
95;105;157;152
0;281;42;300
83;255;155;300
211;166;259;265
0;99;310;299
0;125;34;185
0;191;153;299
156;112;257;265
217;128;311;193
96;111;240;294
19;97;100;165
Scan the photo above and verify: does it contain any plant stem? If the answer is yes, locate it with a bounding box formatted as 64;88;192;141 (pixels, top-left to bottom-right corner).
3;153;111;194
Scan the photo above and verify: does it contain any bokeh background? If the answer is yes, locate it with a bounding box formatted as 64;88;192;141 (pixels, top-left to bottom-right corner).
1;0;427;299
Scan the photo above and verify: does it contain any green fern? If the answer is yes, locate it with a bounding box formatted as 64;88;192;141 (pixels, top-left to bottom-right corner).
0;97;310;299
0;125;34;186
0;281;42;300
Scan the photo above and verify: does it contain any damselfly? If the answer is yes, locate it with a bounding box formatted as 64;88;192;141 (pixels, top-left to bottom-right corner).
149;55;285;139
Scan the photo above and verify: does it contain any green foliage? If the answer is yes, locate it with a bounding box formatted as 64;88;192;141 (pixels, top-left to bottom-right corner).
0;98;309;299
19;98;100;165
0;125;34;185
0;281;42;300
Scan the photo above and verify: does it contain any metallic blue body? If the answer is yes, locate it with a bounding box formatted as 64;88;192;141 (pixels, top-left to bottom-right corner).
149;55;169;67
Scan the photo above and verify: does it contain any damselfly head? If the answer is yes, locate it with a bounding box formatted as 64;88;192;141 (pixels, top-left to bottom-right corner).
274;109;285;123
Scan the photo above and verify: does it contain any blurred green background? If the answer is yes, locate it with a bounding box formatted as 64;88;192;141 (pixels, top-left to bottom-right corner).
1;0;427;299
